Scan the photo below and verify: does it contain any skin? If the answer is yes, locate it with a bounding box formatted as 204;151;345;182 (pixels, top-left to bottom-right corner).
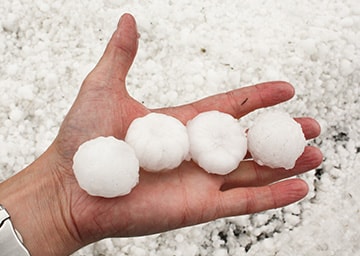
0;14;322;255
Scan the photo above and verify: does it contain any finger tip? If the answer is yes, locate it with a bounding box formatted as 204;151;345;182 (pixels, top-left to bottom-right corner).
296;146;323;171
306;117;322;138
297;178;309;192
100;13;138;80
295;117;322;139
256;81;295;105
277;81;295;99
311;146;324;168
295;179;309;199
270;179;309;209
314;119;322;137
116;13;138;39
285;178;309;200
307;146;323;166
118;13;136;27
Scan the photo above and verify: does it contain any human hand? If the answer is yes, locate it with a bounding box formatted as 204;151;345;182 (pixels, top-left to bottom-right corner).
0;14;322;256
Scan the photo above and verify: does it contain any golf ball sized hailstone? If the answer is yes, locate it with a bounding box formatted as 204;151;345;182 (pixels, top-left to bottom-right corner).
247;111;306;170
125;113;190;172
187;111;247;175
73;136;139;198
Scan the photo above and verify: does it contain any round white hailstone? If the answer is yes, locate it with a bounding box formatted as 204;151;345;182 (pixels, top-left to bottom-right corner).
187;111;247;175
125;113;190;172
73;136;139;198
2;13;18;32
247;111;306;170
9;108;24;122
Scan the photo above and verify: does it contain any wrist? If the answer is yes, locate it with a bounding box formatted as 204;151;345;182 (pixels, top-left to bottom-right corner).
0;147;81;256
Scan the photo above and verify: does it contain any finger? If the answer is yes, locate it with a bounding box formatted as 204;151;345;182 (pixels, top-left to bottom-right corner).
294;117;321;139
221;146;323;190
216;179;308;217
155;81;295;123
93;13;139;84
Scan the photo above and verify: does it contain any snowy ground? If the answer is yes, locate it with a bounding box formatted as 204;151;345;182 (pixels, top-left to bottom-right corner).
1;0;359;255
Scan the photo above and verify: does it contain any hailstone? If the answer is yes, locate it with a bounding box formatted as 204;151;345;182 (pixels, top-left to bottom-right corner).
187;111;247;175
247;111;306;170
125;113;190;172
73;136;139;198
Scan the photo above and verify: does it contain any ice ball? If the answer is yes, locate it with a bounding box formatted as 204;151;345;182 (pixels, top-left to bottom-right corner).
247;111;306;170
125;113;190;172
187;111;247;175
73;136;139;198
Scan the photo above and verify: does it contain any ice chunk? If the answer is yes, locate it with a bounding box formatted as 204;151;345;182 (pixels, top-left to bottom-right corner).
187;111;247;175
2;13;18;32
9;108;24;122
73;136;139;198
125;113;190;172
247;111;306;170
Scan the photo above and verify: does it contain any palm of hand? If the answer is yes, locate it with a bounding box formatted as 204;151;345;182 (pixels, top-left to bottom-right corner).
55;73;229;244
49;14;322;247
54;66;235;244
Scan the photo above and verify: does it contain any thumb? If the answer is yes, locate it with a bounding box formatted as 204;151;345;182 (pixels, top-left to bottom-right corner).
95;13;139;83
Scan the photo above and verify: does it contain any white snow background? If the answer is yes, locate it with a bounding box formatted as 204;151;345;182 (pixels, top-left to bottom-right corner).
1;0;359;255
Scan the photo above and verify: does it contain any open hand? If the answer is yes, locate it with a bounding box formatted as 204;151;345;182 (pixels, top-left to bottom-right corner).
0;14;322;256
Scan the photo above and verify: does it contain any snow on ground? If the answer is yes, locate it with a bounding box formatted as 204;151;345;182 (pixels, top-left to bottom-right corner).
1;0;359;255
